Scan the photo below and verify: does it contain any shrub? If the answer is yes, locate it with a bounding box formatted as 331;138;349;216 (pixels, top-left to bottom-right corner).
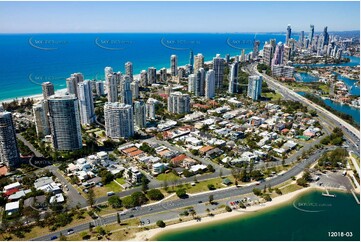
156;220;166;228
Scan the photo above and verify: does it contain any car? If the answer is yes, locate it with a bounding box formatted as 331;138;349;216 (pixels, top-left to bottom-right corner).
67;229;74;235
50;236;58;240
107;191;115;196
198;200;202;203
149;208;153;211
83;188;89;193
129;214;134;218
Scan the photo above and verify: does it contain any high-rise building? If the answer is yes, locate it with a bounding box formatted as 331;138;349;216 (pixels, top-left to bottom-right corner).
66;73;84;98
240;49;246;62
272;64;284;77
213;54;225;89
283;45;292;65
286;24;292;44
228;62;239;94
119;75;133;105
178;67;185;78
134;100;146;129
78;80;95;125
170;55;178;76
323;26;329;46
167;92;190;114
42;82;55;100
48;94;82;151
198;68;206;96
225;54;230;63
104;67;113;80
33;101;50;137
106;73;118;102
188;74;197;95
283;66;295;78
189;49;194;74
95;81;105;96
309;25;315;47
0;111;20;170
262;42;273;66
140;70;148;86
270;39;277;53
247;75;263;101
299;31;305;48
271;42;284;67
194;53;204;73
125;62;133;81
147;67;157;84
160;68;167;83
205;70;215;99
131;80;139;100
146;98;157;120
252;40;260;58
104;102;134;139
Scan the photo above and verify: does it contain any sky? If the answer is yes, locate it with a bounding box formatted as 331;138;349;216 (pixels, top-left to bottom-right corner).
0;1;359;33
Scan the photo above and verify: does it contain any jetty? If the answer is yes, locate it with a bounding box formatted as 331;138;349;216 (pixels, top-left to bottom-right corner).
322;189;336;197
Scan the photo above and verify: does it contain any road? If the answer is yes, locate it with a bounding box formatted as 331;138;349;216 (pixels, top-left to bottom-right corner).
16;133;44;157
32;147;332;241
245;63;360;155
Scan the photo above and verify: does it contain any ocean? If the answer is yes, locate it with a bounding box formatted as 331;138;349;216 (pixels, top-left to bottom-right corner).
156;190;360;241
0;33;286;101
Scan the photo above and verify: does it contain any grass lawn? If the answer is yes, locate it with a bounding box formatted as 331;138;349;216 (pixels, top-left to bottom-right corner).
263;92;283;101
351;153;360;166
115;178;126;185
156;172;180;181
93;181;123;198
279;183;303;194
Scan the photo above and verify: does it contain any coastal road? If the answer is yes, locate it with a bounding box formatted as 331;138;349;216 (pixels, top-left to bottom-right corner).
16;133;44;157
31;147;332;241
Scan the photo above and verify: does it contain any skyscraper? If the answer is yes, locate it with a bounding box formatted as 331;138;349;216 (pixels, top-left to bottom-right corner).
194;53;204;73
286;24;292;44
146;98;157;120
48;94;82;151
104;102;134;139
42;82;55;100
119;75;133;105
106;73;118;102
198;68;206;96
247;75;263;101
78;80;95;125
213;54;225;89
271;42;284;67
228;62;239;94
33;101;50;137
134;100;146;129
125;62;133;81
104;67;113;80
0;111;20;170
95;81;105;96
66;73;84;98
188;74;197;95
147;67;157;85
168;92;190;114
323;26;329;46
240;49;246;62
262;42;273;66
309;25;315;47
131;80;139;100
299;31;305;48
160;68;167;83
283;45;292;65
205;70;215;99
189;49;194;74
170;55;178;76
252;40;260;59
140;70;148;87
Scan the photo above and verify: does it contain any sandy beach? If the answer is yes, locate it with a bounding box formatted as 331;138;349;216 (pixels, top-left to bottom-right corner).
132;187;313;241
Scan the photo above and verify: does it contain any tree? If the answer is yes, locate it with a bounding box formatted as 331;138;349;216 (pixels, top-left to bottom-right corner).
253;188;262;196
95;226;106;236
141;176;149;193
147;189;164;201
131;191;148;206
225;206;232;212
207;184;216;190
87;188;95;208
89;222;93;232
208;195;214;204
59;232;67;241
122;196;135;208
117;213;121;224
108;196;122;208
80;231;89;240
163;179;168;191
302;170;312;181
297;178;308;187
207;164;215;173
219;169;223;178
156;220;166;228
263;194;272;202
176;188;187;198
275;188;282;195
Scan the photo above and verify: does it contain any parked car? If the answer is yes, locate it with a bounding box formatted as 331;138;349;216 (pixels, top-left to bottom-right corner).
50;236;58;240
67;229;74;235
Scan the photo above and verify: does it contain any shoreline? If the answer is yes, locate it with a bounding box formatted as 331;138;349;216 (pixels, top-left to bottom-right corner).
132;187;314;241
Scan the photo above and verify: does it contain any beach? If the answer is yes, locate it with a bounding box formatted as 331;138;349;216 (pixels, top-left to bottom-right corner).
132;187;313;241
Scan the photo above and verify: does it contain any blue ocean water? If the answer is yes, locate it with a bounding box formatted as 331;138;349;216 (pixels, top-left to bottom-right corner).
0;33;286;101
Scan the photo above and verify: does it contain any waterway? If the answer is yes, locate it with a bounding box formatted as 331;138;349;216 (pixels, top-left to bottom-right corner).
156;190;360;241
